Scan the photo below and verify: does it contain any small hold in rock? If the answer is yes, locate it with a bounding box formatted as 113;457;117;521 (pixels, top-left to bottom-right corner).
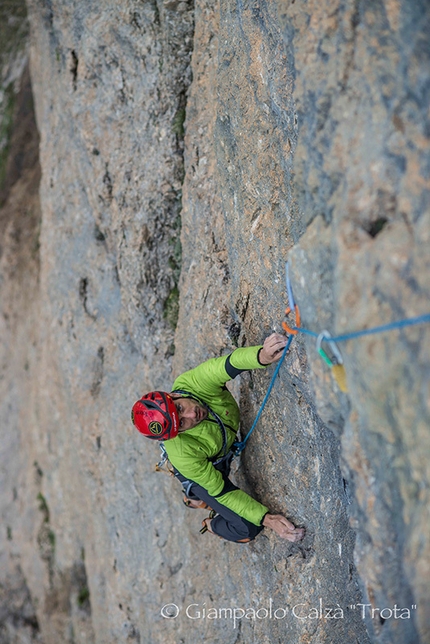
70;50;79;90
94;226;105;242
363;217;388;238
227;322;241;347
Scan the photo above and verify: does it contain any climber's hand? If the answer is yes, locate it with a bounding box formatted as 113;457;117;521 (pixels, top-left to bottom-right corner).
262;514;305;542
259;333;289;365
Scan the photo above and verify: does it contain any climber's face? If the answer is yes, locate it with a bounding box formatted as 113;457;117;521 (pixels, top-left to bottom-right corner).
171;396;208;431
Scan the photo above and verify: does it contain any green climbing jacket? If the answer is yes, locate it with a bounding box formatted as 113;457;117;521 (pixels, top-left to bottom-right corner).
163;345;269;526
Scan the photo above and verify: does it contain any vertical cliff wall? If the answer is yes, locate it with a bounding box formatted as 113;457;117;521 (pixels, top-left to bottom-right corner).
1;0;429;643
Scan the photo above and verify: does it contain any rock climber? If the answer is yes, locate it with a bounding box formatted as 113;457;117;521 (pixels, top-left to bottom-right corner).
131;333;305;544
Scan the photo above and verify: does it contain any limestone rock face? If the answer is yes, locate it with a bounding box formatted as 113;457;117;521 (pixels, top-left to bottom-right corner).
0;0;429;643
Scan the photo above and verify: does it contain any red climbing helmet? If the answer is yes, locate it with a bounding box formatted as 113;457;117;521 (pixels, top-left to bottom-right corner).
131;391;179;440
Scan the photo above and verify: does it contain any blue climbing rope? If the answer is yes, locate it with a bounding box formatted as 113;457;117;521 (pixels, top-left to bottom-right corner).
285;260;295;310
234;334;294;455
284;260;430;341
293;313;430;342
235;262;430;455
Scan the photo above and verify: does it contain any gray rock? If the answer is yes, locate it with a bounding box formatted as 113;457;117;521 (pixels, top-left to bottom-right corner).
1;0;428;642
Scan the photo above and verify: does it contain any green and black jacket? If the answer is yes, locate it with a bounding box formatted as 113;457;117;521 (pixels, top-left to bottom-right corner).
164;346;269;526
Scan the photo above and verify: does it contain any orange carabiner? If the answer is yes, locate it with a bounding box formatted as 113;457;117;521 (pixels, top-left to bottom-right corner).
282;304;301;335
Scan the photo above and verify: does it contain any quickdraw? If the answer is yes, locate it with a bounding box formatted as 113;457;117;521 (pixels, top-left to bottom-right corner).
282;304;301;335
316;330;348;393
154;443;175;475
316;330;343;366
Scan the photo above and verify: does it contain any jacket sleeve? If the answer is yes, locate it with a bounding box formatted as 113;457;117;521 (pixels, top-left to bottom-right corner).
171;444;268;526
172;345;268;396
